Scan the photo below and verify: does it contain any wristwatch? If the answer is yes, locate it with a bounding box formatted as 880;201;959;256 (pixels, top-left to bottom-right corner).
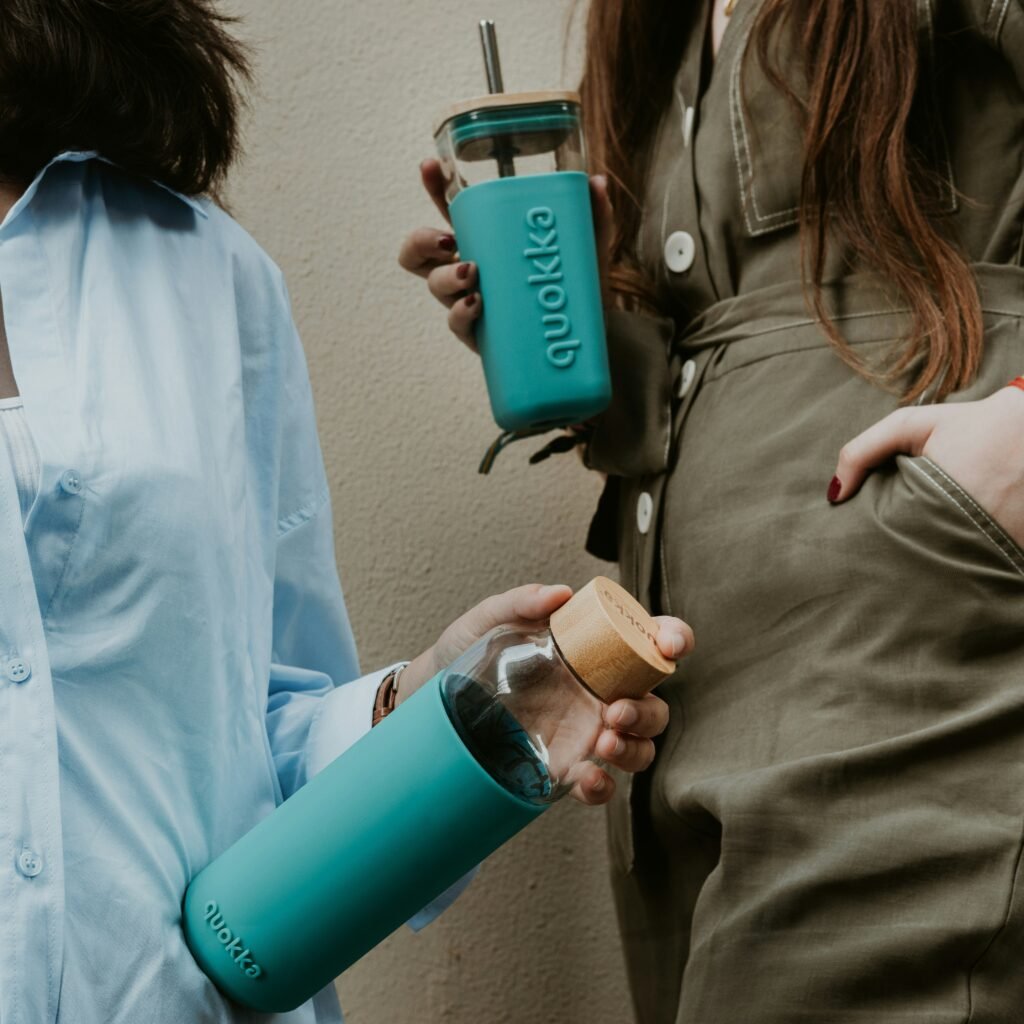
372;665;406;727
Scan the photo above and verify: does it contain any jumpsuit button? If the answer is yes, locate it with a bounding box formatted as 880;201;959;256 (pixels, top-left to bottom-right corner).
59;469;83;495
4;657;30;684
678;359;697;398
636;492;654;535
17;849;43;878
664;231;695;274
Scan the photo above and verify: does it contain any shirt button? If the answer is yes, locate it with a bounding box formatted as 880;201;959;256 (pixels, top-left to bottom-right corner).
677;359;697;398
59;469;83;495
664;231;695;274
5;657;30;684
636;491;653;535
17;849;43;878
683;105;695;147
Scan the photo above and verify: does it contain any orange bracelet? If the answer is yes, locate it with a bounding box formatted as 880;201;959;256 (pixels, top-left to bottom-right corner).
1009;377;1024;392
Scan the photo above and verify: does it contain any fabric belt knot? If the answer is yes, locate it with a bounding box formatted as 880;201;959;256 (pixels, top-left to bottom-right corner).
585;262;1024;483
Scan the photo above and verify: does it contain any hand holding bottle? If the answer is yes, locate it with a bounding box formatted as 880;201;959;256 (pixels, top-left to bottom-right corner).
398;161;615;351
399;582;691;805
185;577;685;1011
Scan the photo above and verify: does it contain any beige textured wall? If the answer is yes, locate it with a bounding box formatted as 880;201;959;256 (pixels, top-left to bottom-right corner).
226;2;635;1022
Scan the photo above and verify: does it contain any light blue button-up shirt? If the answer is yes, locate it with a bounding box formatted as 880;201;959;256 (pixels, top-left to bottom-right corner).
0;152;462;1024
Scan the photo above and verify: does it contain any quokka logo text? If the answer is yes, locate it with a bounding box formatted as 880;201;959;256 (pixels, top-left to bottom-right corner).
203;900;264;979
524;205;582;369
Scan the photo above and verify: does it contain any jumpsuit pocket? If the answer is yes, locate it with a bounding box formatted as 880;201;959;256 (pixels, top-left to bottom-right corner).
895;454;1024;582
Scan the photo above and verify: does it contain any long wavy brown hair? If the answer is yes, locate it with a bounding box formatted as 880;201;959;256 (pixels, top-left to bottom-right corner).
579;0;983;403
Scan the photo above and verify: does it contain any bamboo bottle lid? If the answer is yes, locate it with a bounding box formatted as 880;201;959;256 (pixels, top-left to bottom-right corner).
549;577;677;703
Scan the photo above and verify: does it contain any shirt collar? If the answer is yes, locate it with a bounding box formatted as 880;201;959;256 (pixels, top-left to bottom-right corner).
0;150;209;234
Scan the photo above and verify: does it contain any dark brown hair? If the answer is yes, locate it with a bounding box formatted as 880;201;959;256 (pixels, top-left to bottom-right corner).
580;0;983;403
0;0;251;197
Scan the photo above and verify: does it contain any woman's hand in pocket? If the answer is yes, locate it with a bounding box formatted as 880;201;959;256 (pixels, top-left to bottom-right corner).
829;382;1024;546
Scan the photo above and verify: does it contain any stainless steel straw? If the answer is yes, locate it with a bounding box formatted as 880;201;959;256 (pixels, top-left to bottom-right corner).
479;20;516;178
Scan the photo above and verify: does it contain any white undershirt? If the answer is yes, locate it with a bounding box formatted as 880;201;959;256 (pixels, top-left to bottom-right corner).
0;395;41;523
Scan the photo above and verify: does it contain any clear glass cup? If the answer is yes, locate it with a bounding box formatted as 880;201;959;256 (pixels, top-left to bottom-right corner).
435;95;587;201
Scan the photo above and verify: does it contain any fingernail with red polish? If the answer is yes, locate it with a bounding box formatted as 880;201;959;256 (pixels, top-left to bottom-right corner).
465;293;477;308
438;235;456;252
456;262;471;280
827;476;842;503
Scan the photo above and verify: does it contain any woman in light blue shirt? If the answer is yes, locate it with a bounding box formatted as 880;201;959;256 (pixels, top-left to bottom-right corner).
0;3;691;1022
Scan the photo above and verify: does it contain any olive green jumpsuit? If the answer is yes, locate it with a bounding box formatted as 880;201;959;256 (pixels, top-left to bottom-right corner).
583;1;1024;1020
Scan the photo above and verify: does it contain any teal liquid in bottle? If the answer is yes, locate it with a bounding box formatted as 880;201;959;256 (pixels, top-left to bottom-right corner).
442;672;554;802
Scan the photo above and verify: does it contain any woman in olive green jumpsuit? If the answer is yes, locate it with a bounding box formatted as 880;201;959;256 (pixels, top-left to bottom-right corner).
401;1;1024;1020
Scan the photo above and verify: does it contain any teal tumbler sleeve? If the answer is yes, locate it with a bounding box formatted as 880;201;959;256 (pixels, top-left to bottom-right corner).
183;674;545;1013
448;171;611;432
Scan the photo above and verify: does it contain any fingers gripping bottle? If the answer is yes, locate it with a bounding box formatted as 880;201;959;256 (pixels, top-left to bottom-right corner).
433;22;611;436
183;577;675;1012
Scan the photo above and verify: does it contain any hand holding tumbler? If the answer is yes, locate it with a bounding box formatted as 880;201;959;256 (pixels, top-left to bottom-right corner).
182;577;675;1012
434;22;611;434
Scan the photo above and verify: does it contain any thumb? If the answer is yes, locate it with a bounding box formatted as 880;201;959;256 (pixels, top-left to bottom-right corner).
420;157;452;226
830;406;941;503
460;583;573;639
426;584;574;680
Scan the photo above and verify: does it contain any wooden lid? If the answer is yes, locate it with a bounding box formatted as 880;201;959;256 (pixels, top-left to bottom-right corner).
433;89;581;138
549;577;676;703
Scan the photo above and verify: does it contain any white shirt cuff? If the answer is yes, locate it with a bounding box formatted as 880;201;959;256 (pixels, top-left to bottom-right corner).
305;662;407;778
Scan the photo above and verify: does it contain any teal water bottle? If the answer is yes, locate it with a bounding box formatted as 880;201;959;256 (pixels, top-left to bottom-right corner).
433;22;611;434
182;577;674;1012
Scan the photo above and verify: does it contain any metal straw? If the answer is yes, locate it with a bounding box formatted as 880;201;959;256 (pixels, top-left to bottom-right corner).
479;20;516;178
479;20;505;92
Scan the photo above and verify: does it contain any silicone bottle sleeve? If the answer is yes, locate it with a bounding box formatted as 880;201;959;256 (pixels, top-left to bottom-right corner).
183;673;545;1013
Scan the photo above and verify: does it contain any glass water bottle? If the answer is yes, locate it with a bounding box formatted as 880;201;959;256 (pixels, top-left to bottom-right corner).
441;580;674;805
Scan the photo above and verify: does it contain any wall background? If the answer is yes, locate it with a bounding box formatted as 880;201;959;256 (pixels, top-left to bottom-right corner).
227;2;635;1022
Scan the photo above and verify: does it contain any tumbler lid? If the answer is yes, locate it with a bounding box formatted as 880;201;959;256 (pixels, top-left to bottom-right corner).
433;89;581;139
549;577;676;703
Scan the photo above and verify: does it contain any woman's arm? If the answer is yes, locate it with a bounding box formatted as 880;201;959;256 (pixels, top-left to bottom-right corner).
268;492;390;794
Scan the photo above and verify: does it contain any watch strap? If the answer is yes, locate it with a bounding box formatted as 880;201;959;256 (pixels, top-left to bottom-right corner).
372;665;405;727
